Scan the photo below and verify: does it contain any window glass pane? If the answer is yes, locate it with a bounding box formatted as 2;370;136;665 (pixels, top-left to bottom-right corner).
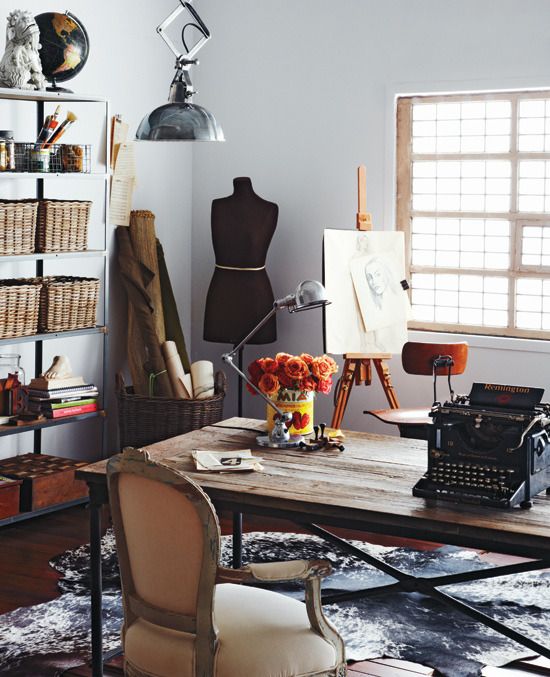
520;224;550;267
413;103;437;120
411;161;511;214
411;99;511;155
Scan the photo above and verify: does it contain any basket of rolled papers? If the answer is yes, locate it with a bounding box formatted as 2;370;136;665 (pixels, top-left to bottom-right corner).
115;359;226;450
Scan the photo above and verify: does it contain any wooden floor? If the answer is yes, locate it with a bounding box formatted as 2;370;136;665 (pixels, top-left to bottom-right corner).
0;505;547;676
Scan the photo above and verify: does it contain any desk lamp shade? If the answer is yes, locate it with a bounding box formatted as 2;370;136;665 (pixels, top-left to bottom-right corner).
278;280;330;313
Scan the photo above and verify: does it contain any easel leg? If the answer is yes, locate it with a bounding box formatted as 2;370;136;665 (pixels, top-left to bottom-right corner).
373;359;400;409
331;359;357;429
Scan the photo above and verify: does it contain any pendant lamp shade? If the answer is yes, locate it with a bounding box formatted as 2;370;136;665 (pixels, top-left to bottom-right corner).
136;101;224;142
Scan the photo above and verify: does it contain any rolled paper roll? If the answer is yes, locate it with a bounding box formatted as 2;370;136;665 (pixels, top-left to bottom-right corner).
182;373;193;398
161;341;190;399
191;360;215;400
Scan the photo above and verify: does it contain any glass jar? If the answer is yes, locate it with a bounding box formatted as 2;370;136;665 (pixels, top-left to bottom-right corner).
0;131;15;171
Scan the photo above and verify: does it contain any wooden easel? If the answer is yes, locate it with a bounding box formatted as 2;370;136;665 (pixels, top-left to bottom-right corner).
330;166;400;429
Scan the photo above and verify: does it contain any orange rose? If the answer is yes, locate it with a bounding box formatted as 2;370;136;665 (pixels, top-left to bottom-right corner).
258;372;280;396
275;352;293;365
300;353;314;367
259;357;278;373
312;356;332;380
284;356;309;381
324;355;339;375
317;376;333;395
277;365;294;388
299;375;316;392
248;359;264;385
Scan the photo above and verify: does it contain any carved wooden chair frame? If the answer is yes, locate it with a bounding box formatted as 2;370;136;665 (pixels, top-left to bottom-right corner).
107;447;346;677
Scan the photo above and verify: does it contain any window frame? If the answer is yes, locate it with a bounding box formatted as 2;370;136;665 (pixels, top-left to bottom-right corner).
396;90;550;340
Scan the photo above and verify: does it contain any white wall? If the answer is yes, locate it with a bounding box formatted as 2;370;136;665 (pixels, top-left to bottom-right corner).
0;1;193;460
191;0;550;431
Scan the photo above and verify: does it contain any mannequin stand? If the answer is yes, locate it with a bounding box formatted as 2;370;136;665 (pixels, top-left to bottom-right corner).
233;344;244;567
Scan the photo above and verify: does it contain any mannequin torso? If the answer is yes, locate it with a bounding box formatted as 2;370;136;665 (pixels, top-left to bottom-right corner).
204;177;278;344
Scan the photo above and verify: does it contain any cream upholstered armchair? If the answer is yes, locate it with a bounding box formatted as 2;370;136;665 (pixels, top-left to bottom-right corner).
107;447;346;677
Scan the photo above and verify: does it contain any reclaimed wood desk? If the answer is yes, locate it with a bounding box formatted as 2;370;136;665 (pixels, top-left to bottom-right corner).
77;417;550;676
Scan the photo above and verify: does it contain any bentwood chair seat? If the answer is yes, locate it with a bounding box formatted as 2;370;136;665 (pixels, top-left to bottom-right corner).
107;447;346;677
365;341;469;440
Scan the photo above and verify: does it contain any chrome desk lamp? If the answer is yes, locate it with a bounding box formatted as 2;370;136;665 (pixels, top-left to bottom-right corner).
222;280;330;449
136;1;224;141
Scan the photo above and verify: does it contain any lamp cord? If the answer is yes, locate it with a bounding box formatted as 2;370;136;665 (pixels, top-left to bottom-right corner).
182;22;206;54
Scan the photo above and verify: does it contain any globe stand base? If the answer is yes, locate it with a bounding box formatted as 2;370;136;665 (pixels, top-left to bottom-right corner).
46;79;73;93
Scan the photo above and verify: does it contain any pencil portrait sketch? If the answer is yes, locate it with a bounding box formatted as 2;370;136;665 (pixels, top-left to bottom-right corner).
323;229;410;354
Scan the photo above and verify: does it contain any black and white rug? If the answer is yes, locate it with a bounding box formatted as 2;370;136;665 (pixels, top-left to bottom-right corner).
0;530;549;677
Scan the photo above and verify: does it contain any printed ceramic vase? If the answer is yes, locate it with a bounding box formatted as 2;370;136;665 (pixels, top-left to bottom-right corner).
266;388;314;435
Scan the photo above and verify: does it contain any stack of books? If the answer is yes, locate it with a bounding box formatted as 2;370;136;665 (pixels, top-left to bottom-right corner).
27;375;99;419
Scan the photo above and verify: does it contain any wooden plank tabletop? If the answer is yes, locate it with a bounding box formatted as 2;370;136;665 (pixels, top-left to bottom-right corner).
78;417;550;558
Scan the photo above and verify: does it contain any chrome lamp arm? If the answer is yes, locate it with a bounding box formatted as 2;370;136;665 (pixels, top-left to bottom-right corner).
219;280;330;449
222;305;293;446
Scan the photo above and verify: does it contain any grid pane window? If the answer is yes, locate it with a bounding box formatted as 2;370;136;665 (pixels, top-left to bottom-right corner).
411;273;509;327
411;218;510;269
520;225;550;267
516;278;550;330
412;101;511;154
412;160;511;213
518;99;550;152
398;91;550;338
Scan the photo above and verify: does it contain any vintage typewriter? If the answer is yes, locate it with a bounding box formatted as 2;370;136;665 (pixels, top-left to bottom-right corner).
413;382;550;509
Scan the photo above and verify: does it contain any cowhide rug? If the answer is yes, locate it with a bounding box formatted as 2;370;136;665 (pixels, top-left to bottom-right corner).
0;530;549;677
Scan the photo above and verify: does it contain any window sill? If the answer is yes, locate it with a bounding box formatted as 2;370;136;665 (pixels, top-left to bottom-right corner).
409;328;550;355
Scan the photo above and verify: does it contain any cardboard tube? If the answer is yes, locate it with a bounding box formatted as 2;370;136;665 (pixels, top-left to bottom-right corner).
162;341;190;399
191;360;215;400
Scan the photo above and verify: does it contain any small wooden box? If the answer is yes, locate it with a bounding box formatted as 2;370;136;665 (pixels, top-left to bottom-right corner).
0;454;88;512
0;476;22;519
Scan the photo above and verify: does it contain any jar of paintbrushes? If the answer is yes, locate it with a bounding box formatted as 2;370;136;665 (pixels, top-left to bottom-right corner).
14;107;90;173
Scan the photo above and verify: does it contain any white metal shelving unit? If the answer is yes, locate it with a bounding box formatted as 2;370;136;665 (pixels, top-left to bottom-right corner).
0;86;110;526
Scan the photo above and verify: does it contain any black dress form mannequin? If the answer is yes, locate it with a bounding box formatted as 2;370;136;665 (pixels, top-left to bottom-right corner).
203;177;278;344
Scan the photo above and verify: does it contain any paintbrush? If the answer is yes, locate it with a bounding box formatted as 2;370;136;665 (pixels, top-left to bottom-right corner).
44;111;77;148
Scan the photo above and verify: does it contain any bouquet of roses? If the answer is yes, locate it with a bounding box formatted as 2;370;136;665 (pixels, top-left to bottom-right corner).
247;352;338;398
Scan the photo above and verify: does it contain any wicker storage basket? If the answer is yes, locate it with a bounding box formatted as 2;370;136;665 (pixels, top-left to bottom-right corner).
39;276;99;332
37;200;91;252
116;371;226;450
0;278;41;338
0;200;38;255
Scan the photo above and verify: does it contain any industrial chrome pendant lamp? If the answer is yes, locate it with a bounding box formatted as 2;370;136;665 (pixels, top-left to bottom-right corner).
136;1;224;142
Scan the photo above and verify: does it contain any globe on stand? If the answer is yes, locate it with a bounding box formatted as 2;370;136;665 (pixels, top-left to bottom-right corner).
35;12;89;92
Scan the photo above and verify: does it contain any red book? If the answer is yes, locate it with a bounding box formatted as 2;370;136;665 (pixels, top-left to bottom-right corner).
48;403;99;419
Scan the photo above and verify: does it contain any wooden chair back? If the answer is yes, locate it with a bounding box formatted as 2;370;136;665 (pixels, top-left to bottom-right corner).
107;447;221;675
401;341;468;376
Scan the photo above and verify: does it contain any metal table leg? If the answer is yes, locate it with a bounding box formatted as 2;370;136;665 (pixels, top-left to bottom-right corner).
304;522;550;661
89;483;108;677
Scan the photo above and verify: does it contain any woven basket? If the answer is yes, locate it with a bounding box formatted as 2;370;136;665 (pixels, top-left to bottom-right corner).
0;200;39;255
0;278;41;338
116;371;226;450
39;276;99;332
37;200;91;252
